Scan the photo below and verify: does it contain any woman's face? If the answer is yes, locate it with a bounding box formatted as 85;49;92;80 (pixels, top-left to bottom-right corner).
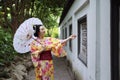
39;26;46;35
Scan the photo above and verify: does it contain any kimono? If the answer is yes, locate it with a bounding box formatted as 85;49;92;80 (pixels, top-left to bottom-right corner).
30;37;66;80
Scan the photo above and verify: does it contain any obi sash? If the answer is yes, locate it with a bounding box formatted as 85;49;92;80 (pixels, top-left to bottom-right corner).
39;50;52;60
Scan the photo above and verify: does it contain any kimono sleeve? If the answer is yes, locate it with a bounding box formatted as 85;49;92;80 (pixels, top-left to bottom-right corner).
50;38;67;57
30;40;44;67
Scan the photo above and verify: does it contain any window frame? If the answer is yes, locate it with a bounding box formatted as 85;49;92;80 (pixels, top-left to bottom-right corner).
77;15;87;66
69;24;72;51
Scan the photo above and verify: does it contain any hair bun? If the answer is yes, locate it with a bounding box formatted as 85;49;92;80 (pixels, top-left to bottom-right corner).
33;24;43;30
33;25;36;30
33;24;43;37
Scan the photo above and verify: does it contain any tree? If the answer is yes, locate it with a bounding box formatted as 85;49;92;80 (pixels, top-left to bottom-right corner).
0;0;34;33
33;0;66;36
0;0;67;36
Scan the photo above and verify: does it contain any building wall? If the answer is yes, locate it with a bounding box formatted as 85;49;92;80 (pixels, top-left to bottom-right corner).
99;0;111;80
59;0;111;80
119;6;120;80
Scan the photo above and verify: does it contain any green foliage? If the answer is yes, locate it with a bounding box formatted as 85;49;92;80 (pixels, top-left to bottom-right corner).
0;26;17;65
51;27;59;38
0;0;66;34
52;32;58;38
32;0;65;37
44;27;59;38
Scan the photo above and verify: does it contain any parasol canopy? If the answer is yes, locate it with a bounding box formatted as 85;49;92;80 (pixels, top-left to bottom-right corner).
13;17;43;53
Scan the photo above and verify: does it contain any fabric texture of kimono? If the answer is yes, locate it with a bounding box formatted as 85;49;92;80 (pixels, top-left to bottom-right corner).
30;37;66;80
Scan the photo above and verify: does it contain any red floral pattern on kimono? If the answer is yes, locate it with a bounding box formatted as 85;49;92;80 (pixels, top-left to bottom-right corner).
30;37;66;80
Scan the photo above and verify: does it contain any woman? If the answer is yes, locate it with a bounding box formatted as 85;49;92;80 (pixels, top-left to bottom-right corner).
30;24;76;80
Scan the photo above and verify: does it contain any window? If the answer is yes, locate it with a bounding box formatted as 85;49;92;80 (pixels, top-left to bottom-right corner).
65;27;67;39
69;24;72;51
65;27;67;46
62;28;64;39
78;15;87;66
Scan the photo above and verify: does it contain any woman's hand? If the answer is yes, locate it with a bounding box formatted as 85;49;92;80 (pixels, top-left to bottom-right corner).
41;44;46;51
69;34;76;40
61;34;76;44
39;42;47;52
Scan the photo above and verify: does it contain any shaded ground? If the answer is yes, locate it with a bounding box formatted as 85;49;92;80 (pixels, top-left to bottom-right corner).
26;56;74;80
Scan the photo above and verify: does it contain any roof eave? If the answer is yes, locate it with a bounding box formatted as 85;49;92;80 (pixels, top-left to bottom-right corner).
59;0;75;25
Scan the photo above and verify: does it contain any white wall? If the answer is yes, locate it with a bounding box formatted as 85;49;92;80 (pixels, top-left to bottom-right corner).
88;0;97;80
99;0;111;80
59;0;111;80
119;7;120;80
60;0;92;80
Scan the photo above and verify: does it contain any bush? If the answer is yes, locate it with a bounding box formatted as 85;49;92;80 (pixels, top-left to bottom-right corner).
0;27;17;65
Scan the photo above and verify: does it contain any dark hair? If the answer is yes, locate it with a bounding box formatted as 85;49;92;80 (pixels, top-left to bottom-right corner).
33;25;43;37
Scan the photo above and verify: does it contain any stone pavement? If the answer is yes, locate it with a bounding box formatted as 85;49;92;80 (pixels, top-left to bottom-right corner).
53;56;74;80
27;56;74;80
